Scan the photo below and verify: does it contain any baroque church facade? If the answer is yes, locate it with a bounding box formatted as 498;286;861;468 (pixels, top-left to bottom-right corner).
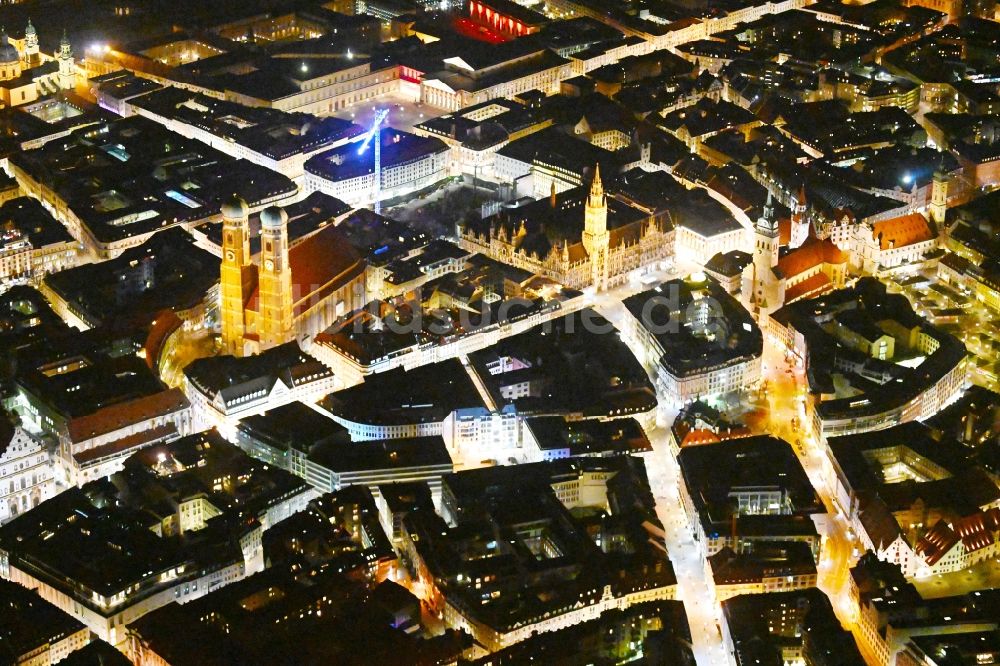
0;22;75;108
457;165;674;291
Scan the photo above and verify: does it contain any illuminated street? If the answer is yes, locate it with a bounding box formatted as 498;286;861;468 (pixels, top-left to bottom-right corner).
644;421;731;665
0;1;998;664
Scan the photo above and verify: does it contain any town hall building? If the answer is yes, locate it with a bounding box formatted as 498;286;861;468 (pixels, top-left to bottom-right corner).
457;165;674;290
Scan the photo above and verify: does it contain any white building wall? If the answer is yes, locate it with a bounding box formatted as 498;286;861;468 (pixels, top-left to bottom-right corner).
0;426;55;524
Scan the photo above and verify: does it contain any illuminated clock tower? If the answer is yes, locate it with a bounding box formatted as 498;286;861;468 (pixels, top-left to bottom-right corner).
582;164;610;291
220;194;251;356
745;192;781;316
257;206;293;350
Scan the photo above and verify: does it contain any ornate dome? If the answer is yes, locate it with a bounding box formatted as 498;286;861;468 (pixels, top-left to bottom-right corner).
0;33;19;65
220;194;249;220
260;206;288;229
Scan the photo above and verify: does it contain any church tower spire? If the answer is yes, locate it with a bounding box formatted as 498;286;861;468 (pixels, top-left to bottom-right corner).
582;164;610;291
24;20;38;66
929;160;949;225
755;192;780;266
257;206;294;349
220;194;252;356
744;191;781;316
588;163;605;211
789;183;809;249
57;30;74;90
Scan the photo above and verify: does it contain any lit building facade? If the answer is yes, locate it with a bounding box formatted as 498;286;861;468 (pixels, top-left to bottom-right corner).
402;459;677;654
621;276;763;406
57;388;193;487
218;195;366;357
416;50;572;112
184;344;339;430
0;419;55;524
467;0;548;38
0;198;80;288
225;58;401;116
458;169;674;291
303;130;450;208
851;212;939;274
0;434;314;647
116;84;361;182
742;193;849;321
827;425;1000;579
0;25;75;109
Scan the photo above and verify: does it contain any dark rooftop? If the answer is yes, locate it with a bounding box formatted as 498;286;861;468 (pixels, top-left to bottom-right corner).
0;431;308;612
524;415;652;456
623;276;762;379
678;435;821;530
468;309;657;417
304;129;448;182
321;358;485;426
238;401;351;455
307;435;452;474
186;342;332;407
0;196;75;252
9;115;296;245
0;579;86;662
43;226;219;329
129;85;363;161
723;588;865;666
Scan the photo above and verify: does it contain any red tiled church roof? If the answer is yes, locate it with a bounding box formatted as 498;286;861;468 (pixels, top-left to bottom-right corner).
778;217;791;246
785;272;832;303
247;224;365;316
67;388;189;443
871;213;935;251
914;519;960;566
776;236;846;279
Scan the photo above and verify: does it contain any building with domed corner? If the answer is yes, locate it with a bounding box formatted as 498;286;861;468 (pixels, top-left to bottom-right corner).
0;32;21;82
0;25;76;108
218;195;367;357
